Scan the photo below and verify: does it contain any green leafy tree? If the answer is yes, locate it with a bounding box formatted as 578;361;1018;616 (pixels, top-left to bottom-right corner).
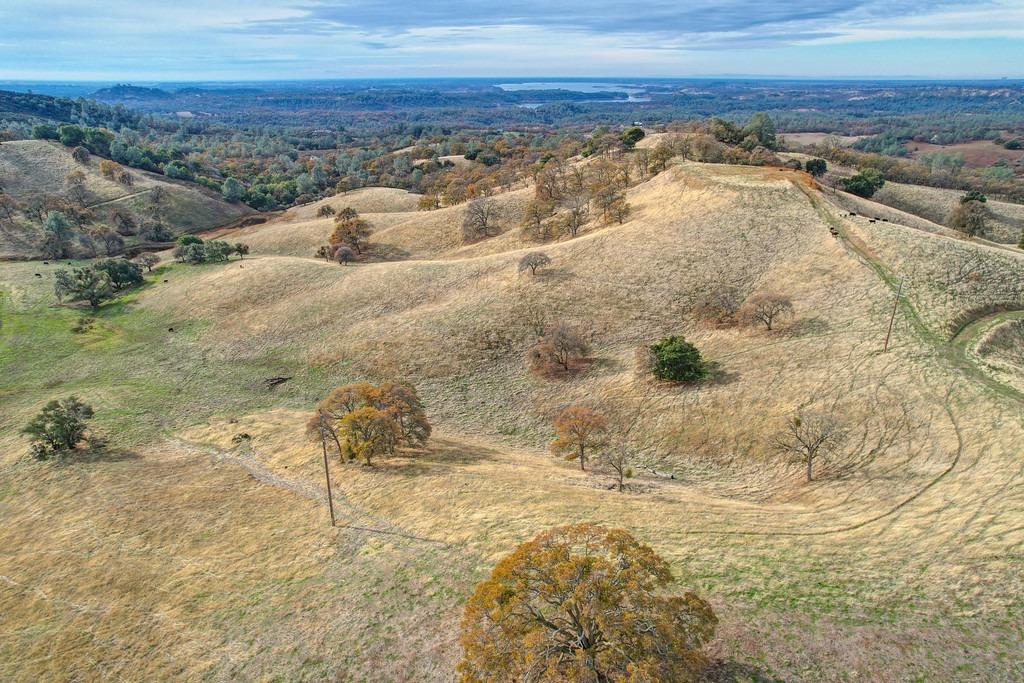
42;211;74;259
57;124;86;148
31;123;59;140
804;158;827;177
22;396;95;459
843;168;885;198
204;240;233;262
222;177;245;203
742;112;777;149
54;266;113;308
620;127;646;149
650;336;707;382
233;243;250;259
93;258;144;289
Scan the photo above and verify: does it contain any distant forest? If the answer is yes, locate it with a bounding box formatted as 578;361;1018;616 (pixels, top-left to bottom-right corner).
2;79;1023;211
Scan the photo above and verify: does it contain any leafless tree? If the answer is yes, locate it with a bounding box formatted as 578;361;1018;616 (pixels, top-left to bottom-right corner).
461;198;501;243
773;410;847;482
740;292;794;330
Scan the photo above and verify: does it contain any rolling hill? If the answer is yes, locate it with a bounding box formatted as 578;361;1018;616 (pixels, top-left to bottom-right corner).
0;139;252;259
1;153;1023;681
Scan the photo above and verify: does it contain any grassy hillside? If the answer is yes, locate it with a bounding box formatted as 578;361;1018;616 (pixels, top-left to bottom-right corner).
873;180;1024;245
0;140;251;258
2;158;1023;681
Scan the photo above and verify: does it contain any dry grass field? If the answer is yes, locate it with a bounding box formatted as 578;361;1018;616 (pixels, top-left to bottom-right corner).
781;132;867;148
0;140;251;258
873;180;1024;244
2;157;1024;681
904;139;1024;169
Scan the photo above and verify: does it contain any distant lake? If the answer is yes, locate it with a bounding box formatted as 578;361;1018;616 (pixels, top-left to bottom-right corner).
498;81;646;96
500;82;651;107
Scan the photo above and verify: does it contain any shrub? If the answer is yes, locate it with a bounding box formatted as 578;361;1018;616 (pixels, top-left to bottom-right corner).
176;235;203;246
71;146;91;164
458;524;717;683
22;396;95;458
650;336;707;382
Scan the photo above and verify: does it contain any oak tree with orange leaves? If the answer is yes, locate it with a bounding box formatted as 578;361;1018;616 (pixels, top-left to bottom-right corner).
330;209;372;254
458;523;717;683
551;405;607;471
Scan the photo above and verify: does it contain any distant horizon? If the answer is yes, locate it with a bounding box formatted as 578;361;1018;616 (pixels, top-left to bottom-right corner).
3;2;1023;81
3;75;1024;86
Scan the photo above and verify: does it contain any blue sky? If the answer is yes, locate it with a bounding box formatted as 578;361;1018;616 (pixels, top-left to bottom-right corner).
1;0;1022;80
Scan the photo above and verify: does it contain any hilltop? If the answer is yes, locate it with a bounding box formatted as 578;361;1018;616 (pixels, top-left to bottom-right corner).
1;148;1024;682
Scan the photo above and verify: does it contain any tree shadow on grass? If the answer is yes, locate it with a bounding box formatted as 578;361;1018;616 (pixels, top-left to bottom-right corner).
533;267;576;285
373;437;502;477
700;660;787;683
780;316;831;338
58;446;142;465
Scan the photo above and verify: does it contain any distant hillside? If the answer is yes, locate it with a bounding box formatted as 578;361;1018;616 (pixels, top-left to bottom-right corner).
91;84;173;102
0;140;251;259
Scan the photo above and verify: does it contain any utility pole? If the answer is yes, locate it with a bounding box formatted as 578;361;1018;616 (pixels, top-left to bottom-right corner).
883;277;905;353
318;412;336;527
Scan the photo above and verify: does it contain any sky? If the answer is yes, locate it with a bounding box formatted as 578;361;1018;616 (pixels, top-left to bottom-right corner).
1;0;1023;81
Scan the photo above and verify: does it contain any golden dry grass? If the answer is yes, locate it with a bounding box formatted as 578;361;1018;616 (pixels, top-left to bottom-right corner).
3;158;1024;681
0;140;251;257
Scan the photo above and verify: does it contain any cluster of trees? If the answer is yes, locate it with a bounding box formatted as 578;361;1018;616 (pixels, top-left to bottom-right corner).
809;139;1024;202
458;523;717;682
54;257;145;308
22;396;96;460
307;382;430;466
172;235;248;264
708;112;777;150
315;207;369;263
0;173;183;259
693;285;795;331
517;153;635;244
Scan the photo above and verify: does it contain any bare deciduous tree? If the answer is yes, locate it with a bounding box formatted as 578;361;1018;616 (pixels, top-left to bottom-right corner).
461;198;501;243
773;410;847;482
529;321;590;375
740;292;794;330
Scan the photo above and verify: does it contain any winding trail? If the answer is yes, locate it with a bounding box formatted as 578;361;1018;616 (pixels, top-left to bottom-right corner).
798;180;1024;403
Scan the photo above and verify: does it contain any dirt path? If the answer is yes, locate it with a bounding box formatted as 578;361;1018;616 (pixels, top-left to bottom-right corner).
85;189;151;210
171;437;449;545
799;181;1024;403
